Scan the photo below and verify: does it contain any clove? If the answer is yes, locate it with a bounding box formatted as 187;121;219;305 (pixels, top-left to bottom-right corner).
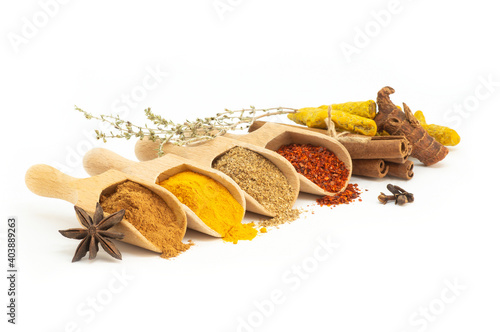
393;185;414;203
378;192;396;205
396;194;408;205
378;184;414;206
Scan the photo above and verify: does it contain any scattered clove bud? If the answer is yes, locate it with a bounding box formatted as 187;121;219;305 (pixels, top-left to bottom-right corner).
379;184;414;206
378;192;396;205
396;194;408;205
393;185;414;203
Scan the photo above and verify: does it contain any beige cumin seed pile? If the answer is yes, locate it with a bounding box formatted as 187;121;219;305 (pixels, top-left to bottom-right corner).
212;146;300;227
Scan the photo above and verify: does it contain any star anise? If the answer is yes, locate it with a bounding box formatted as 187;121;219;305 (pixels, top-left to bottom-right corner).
59;203;126;262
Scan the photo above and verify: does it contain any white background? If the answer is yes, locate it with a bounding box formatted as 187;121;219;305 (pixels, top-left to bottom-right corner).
1;1;499;331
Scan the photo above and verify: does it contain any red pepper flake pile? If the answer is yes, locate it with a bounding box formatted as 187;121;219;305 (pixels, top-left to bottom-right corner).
276;143;362;207
317;183;362;207
276;144;350;193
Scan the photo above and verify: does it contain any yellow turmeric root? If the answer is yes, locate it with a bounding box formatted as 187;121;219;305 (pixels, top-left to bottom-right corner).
317;100;377;119
414;111;460;146
288;107;377;136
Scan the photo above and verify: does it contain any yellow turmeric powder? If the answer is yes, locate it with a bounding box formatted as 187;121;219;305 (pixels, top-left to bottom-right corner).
158;171;256;243
224;222;257;244
414;111;460;146
288;107;377;136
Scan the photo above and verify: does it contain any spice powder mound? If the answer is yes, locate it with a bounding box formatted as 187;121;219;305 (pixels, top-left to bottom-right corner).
212;146;300;228
158;170;256;244
276;143;362;207
100;181;192;259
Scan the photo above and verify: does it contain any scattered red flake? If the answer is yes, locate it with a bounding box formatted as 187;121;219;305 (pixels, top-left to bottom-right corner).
316;183;362;207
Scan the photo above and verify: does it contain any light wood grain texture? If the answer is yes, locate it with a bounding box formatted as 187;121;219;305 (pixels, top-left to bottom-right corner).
226;121;352;195
25;164;187;253
83;148;248;237
135;136;300;216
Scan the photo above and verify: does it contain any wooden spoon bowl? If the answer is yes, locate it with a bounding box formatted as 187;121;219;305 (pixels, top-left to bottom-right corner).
83;148;246;237
225;121;352;195
25;164;187;253
135;136;300;217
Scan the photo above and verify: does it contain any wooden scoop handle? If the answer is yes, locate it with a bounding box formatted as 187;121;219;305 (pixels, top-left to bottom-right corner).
135;139;164;161
84;148;138;176
25;164;79;204
223;131;268;145
135;138;224;165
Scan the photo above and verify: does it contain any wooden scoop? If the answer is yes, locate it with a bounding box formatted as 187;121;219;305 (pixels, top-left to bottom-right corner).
223;121;352;195
135;136;300;217
25;164;187;253
83;148;246;237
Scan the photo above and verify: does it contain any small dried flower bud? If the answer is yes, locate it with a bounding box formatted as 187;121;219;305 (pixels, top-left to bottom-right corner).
378;193;395;205
393;185;414;203
396;194;408;205
386;184;399;195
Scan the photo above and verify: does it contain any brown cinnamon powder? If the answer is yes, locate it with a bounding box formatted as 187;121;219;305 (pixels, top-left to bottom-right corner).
100;181;192;259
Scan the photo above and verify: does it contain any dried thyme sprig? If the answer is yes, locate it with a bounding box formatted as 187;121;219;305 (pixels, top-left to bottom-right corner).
76;106;297;156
